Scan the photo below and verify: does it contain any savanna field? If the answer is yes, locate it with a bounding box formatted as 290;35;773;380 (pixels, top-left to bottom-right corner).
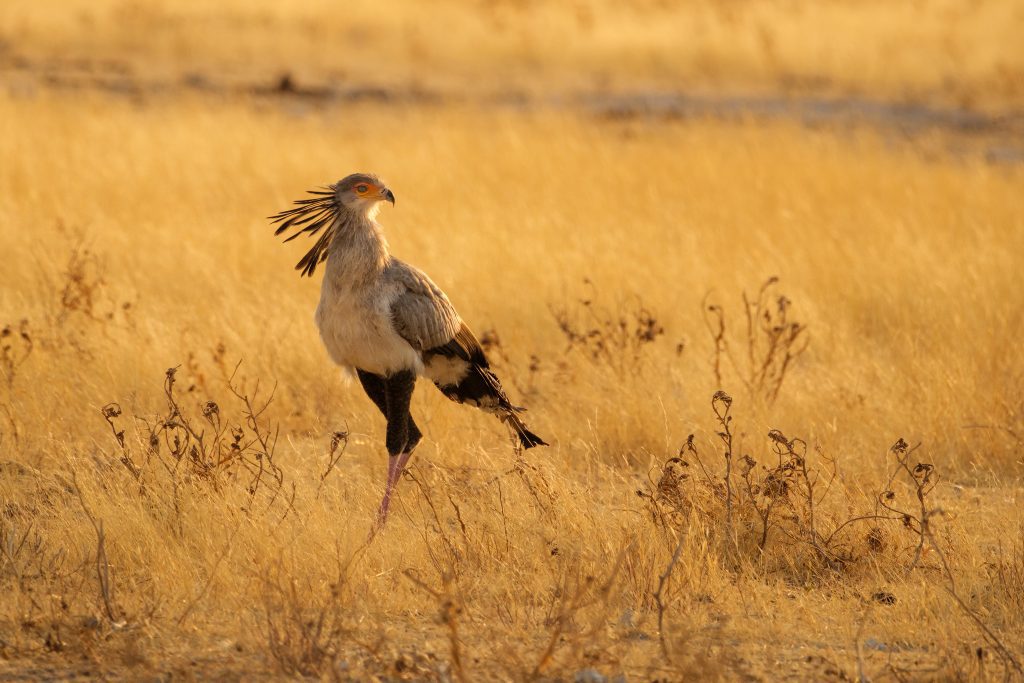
1;1;1023;681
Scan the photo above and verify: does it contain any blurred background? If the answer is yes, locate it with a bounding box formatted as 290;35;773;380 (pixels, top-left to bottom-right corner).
3;0;1023;110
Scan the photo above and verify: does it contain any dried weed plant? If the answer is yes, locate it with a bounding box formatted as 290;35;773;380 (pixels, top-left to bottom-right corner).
1;238;135;449
551;279;666;378
260;557;354;677
645;394;931;576
101;365;287;515
0;320;33;446
704;277;808;404
643;393;1024;677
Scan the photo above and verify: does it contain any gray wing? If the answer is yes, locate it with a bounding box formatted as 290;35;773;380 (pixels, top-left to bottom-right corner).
387;260;462;351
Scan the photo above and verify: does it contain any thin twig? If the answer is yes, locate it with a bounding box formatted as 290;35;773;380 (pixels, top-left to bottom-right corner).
654;530;688;662
72;471;121;624
176;519;243;627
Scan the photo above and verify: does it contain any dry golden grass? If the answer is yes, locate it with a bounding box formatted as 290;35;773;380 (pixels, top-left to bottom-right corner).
2;0;1023;108
0;85;1022;679
1;2;1024;675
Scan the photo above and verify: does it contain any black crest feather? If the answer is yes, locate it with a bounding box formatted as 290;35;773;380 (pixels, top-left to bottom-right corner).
268;186;341;277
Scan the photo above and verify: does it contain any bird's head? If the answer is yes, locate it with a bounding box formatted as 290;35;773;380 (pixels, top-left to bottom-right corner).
335;173;395;219
269;172;396;277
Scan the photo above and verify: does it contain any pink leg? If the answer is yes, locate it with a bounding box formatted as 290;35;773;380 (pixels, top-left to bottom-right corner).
375;449;416;527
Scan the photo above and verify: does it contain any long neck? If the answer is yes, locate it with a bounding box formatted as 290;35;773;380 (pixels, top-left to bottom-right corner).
323;209;390;289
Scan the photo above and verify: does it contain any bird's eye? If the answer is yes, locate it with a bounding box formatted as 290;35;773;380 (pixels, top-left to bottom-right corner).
356;184;369;193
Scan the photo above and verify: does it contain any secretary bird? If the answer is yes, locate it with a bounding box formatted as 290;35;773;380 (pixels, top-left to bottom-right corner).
270;173;546;525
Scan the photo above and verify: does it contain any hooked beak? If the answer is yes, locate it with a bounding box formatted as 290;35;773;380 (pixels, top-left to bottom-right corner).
382;188;396;206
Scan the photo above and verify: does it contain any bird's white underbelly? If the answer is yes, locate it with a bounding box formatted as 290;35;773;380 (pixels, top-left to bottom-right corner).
315;288;422;377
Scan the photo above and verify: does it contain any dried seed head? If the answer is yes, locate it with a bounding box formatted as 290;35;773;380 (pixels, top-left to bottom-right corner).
872;591;897;605
330;430;349;453
866;527;885;552
763;473;789;498
913;462;933;478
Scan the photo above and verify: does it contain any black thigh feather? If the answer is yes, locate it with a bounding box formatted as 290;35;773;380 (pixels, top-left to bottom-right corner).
357;369;422;454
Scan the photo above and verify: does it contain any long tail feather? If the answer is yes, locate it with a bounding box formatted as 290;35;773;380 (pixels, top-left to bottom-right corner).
505;411;548;449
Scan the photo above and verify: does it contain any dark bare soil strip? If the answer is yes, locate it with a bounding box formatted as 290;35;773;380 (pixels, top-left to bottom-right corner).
4;56;1023;164
585;92;1024;164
